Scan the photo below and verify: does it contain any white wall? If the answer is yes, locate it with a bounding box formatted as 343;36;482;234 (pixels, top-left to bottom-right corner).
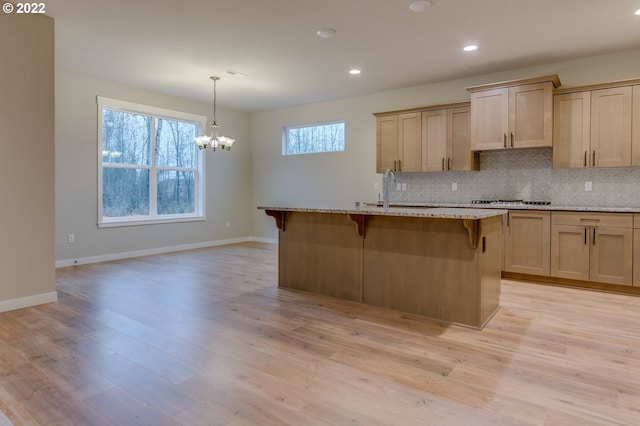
0;13;56;310
251;48;640;239
55;71;252;264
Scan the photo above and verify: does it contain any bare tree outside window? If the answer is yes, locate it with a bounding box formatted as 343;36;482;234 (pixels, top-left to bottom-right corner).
283;121;345;155
98;97;205;226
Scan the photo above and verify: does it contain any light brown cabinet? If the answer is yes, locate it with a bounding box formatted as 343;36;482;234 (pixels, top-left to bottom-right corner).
591;86;632;167
633;85;640;166
634;214;640;287
375;112;421;173
504;211;550;276
554;84;633;168
422;105;479;172
552;91;591;168
467;75;559;151
550;212;633;286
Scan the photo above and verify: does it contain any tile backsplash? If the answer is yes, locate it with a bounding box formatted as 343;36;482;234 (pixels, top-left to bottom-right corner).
390;148;640;207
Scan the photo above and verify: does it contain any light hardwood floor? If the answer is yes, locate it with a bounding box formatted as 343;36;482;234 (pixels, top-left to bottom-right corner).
1;242;640;425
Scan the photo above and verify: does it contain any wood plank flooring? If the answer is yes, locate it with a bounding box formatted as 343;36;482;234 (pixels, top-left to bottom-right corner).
1;242;640;425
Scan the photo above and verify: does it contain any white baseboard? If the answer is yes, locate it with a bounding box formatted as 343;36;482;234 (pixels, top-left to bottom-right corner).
0;291;58;313
56;236;278;268
250;236;278;245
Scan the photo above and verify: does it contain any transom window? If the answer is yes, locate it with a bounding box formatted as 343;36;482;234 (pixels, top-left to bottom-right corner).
282;120;345;155
97;97;206;227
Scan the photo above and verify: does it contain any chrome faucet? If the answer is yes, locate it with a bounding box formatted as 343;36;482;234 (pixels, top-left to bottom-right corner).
382;169;396;211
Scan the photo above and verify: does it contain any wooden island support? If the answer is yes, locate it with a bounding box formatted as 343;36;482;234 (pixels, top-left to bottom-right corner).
261;206;506;329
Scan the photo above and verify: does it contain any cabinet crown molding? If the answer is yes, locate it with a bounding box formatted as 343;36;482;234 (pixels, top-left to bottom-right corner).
466;74;561;93
373;101;470;117
553;77;640;95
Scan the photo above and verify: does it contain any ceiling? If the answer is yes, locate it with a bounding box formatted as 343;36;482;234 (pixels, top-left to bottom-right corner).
47;0;640;112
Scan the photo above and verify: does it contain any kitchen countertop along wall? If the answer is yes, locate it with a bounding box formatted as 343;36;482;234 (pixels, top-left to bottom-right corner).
387;148;640;210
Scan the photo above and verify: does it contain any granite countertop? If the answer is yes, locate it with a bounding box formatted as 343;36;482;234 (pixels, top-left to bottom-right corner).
258;205;507;220
379;202;640;213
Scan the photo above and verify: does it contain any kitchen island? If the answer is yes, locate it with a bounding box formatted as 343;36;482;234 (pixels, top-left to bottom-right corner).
260;206;507;329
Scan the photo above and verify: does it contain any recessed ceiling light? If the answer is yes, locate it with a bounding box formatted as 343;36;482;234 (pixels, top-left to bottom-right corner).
349;69;361;75
409;0;433;13
635;8;640;15
463;44;478;52
316;28;336;38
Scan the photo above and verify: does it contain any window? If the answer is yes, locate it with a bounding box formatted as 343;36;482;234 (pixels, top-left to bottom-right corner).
97;97;206;227
283;120;345;155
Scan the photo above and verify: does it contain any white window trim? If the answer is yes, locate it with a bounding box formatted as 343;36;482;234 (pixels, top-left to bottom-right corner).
97;96;207;228
282;119;346;156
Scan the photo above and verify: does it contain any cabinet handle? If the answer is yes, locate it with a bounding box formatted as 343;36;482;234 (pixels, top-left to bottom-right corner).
592;151;596;167
584;228;587;245
393;160;397;171
584;151;587;167
510;132;514;148
447;158;451;171
593;228;596;245
442;158;445;171
503;133;507;148
507;211;510;227
398;159;402;171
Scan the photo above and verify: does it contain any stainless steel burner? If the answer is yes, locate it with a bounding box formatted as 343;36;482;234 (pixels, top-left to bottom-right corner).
471;199;551;206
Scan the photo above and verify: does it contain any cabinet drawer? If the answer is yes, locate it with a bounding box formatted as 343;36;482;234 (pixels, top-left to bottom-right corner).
551;211;632;228
634;213;640;229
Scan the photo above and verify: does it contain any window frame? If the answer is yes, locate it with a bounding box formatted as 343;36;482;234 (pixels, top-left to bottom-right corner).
97;96;207;228
282;120;346;155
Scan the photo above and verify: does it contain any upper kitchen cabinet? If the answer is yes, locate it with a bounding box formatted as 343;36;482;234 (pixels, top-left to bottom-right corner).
467;75;560;151
554;80;637;168
553;91;591;168
421;103;479;172
633;85;640;166
591;86;632;167
375;112;421;173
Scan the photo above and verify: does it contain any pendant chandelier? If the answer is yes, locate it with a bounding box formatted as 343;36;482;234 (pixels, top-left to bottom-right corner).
194;76;235;151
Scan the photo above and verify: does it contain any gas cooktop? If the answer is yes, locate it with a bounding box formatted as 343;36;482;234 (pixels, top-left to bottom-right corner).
471;200;551;206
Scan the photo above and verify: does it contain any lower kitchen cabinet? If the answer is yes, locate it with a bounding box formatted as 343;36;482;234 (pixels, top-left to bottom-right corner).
504;211;550;276
550;212;633;286
634;214;640;287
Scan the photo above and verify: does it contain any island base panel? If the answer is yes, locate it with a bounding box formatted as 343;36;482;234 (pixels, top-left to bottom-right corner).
278;211;363;302
363;215;501;327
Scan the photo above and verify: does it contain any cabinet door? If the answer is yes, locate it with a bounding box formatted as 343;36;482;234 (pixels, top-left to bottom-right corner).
422;109;447;171
590;226;633;286
551;224;590;281
504;211;551;276
590;86;632;168
509;82;553;148
553;92;591;168
634;215;640;286
633;85;640;166
398;112;422;172
470;87;508;151
448;106;477;171
376;115;398;173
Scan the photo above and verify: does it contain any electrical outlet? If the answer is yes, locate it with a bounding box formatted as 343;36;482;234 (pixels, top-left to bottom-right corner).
452;182;458;191
401;183;407;191
396;182;402;191
373;182;379;191
67;233;75;243
585;181;592;191
226;221;231;229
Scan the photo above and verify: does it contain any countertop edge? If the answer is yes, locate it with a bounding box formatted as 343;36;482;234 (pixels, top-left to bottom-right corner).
258;206;508;220
377;202;640;213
